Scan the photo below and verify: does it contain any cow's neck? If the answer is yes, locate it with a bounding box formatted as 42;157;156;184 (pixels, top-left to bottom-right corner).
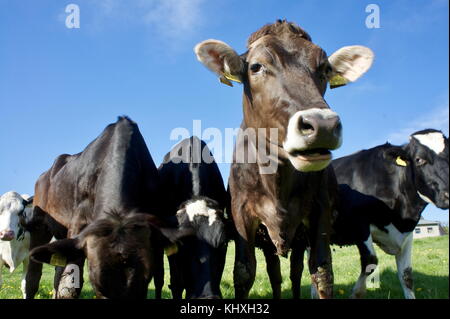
241;120;320;211
395;187;428;232
376;161;428;232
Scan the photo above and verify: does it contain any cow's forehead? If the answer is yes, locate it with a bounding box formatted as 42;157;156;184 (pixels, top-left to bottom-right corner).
248;35;326;62
0;193;23;213
183;199;219;227
411;132;446;155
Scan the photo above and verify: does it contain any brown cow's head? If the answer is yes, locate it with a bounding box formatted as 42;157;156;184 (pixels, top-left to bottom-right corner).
30;211;192;299
195;20;374;172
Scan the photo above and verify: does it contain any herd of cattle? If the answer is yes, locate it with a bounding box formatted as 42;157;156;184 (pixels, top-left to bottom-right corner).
1;20;448;299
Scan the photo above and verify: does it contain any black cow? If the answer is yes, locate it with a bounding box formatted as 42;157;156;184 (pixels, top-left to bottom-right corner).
287;129;449;299
26;116;189;299
158;137;229;299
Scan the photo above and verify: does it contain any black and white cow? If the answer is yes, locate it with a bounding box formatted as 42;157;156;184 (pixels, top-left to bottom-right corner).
285;129;448;299
329;129;449;299
158;137;229;299
0;191;33;298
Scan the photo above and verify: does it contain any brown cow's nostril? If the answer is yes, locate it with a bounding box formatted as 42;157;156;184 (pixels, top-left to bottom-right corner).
298;116;315;136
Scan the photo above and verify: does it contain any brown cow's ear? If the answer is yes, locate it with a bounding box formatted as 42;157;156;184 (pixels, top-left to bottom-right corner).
328;45;374;89
194;39;244;86
30;238;84;267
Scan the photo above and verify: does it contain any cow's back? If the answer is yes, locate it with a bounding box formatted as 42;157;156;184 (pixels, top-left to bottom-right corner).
33;116;161;231
159;137;227;214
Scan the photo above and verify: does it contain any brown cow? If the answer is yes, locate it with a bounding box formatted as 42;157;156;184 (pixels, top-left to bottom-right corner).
195;20;374;298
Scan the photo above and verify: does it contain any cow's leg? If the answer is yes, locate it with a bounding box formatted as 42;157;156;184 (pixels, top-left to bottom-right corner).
233;209;259;299
308;203;334;299
168;254;184;299
305;248;321;299
55;257;85;299
395;233;415;299
153;246;164;299
52;266;64;298
53;226;85;299
290;240;307;299
25;226;53;299
234;234;257;299
350;236;378;299
21;257;29;298
262;244;282;299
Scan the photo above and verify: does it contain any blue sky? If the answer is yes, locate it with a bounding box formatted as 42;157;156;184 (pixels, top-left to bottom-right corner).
0;0;448;222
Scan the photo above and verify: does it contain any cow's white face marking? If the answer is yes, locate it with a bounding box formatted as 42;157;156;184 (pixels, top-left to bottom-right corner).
417;191;434;205
183;199;218;226
0;192;30;278
412;132;445;155
0;232;30;271
0;192;26;239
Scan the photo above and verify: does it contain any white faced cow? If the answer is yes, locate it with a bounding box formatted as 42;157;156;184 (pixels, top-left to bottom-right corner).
0;191;33;298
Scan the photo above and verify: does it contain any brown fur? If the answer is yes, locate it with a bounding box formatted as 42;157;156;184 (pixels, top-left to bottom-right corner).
247;19;312;48
227;20;338;299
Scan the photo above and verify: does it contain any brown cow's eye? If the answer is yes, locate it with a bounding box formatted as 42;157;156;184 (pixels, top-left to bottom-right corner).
250;63;263;73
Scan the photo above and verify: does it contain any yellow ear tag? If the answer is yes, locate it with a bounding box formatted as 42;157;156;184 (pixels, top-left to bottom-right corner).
395;156;408;167
219;76;233;87
329;74;348;89
50;253;67;267
223;72;241;83
164;243;179;256
219;71;242;86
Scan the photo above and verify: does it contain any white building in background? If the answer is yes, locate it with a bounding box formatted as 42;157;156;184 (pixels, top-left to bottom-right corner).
413;219;447;239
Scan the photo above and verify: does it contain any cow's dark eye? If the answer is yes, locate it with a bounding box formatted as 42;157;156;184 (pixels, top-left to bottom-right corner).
416;157;427;166
250;63;263;73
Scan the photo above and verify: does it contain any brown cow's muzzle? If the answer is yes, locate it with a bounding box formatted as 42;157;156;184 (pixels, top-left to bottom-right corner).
283;108;342;172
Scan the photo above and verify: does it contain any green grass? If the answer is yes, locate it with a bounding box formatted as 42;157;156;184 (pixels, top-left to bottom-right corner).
1;235;448;299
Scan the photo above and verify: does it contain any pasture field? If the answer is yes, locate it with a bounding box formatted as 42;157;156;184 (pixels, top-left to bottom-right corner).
1;235;448;299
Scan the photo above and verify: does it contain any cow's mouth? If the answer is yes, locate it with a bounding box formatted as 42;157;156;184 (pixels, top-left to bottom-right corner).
289;148;332;161
286;148;332;172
